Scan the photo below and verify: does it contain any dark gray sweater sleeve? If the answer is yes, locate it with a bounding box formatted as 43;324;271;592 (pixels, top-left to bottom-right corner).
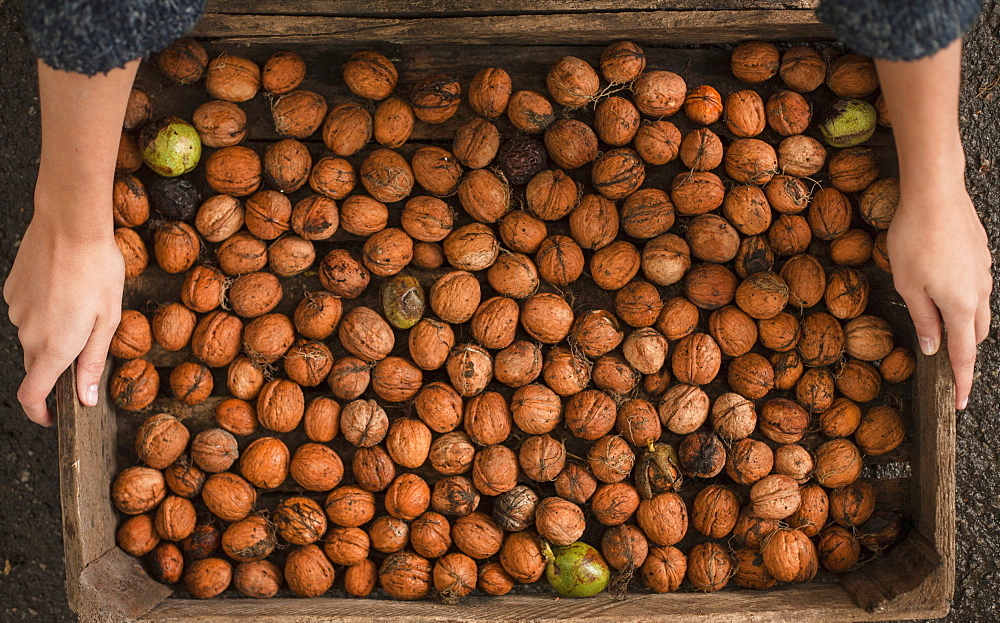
23;0;206;76
816;0;982;61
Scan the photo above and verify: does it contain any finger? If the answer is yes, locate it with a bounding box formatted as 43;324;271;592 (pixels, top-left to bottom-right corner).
975;299;991;344
942;311;978;410
899;288;943;356
76;323;115;407
17;355;71;427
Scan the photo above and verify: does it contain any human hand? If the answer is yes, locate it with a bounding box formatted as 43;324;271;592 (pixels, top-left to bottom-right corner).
4;182;124;426
887;182;992;410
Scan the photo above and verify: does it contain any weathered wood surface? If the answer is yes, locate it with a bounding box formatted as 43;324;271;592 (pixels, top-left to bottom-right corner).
140;582;935;623
76;548;173;623
192;11;832;45
206;0;821;16
57;365;118;613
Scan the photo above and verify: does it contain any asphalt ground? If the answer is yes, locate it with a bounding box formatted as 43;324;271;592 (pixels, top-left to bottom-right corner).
0;0;998;620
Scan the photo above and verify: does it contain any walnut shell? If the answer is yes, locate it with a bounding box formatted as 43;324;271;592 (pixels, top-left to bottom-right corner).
272;89;328;139
206;54;260;102
731;41;780;83
343;50;398;100
468;67;512;118
322;103;373;157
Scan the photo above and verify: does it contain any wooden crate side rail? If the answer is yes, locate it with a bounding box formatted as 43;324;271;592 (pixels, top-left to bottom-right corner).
191;11;832;45
204;0;820;17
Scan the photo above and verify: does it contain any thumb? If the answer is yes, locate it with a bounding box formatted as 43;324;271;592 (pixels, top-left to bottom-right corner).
899;288;943;356
76;326;114;407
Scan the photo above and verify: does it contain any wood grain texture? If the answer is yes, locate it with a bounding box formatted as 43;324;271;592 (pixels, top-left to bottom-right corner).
57;365;117;613
140;583;938;623
204;0;820;16
191;11;831;44
77;548;173;623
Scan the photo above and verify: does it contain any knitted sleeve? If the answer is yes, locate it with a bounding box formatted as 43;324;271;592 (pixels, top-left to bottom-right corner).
816;0;982;61
23;0;206;76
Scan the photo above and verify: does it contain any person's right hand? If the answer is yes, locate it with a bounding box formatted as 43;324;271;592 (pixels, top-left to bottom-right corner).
4;184;124;426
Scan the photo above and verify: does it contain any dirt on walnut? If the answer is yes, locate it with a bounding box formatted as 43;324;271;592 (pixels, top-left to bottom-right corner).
1;0;999;621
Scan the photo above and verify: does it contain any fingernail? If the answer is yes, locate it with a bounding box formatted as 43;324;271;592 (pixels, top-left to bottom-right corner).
919;336;937;356
959;396;969;410
85;385;99;407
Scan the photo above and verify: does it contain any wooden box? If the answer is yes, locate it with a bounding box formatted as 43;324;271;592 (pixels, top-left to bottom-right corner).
57;2;956;621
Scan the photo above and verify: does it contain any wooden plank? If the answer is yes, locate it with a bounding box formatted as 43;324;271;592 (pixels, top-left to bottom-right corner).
191;11;832;44
140;583;936;622
57;365;118;613
205;0;820;16
841;531;944;616
76;548;173;623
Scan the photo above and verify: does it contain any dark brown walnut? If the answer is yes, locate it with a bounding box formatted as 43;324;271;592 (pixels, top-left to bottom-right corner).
497;138;548;186
493;486;539;532
795;366;836;413
507;90;556;133
798;311;846;367
322;102;373;157
634;119;681;165
272;90;328;139
678;431;726;479
110;358;159;412
431;475;480;516
731;41;780;83
468;67;512;118
411;75;461;124
732;548;776;590
156;39;208;84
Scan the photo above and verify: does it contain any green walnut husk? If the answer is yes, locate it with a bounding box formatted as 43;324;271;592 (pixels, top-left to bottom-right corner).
635;440;683;499
139;116;202;177
381;274;425;329
819;99;877;148
544;541;610;598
